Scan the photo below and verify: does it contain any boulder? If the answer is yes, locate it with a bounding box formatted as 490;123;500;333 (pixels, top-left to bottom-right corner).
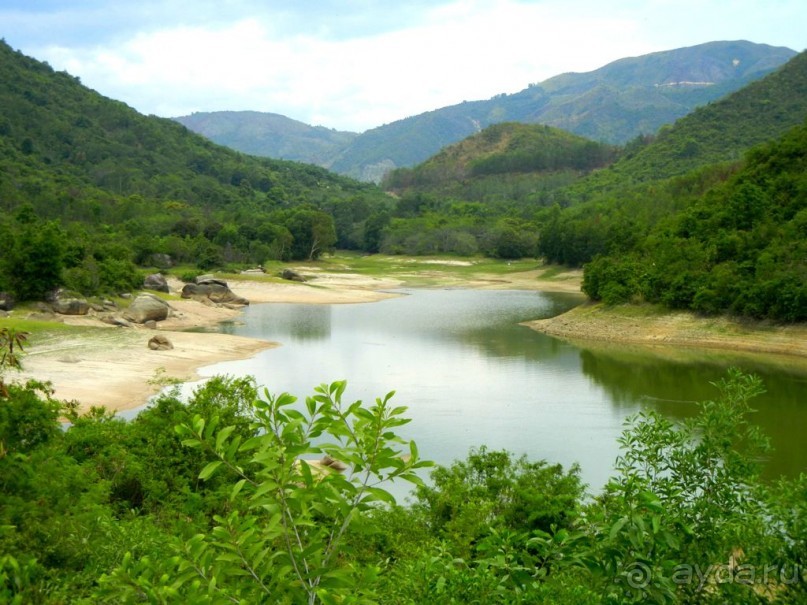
0;292;13;311
52;298;90;316
148;334;173;351
280;268;307;282
148;253;173;269
143;273;170;293
240;267;265;275
195;274;229;287
101;315;133;328
123;293;171;323
320;455;348;472
144;320;157;330
181;283;249;306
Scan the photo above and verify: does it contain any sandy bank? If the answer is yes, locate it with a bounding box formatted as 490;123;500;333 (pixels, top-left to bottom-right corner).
10;270;409;413
525;303;807;359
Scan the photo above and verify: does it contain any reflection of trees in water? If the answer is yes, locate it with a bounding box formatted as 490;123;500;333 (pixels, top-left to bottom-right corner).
220;304;332;342
578;344;807;479
460;324;574;363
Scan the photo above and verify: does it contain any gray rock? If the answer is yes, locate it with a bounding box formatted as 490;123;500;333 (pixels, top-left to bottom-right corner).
101;315;133;328
143;273;170;293
181;283;249;306
149;253;173;269
123;293;171;323
195;275;229;288
0;292;13;311
144;320;157;330
280;268;307;282
52;298;90;316
148;334;174;351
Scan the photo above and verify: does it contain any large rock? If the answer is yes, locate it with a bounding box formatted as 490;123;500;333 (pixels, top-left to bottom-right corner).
0;292;13;311
101;315;133;328
123;293;171;323
195;274;229;288
181;283;249;306
148;334;174;351
52;297;90;316
143;273;170;293
280;268;307;282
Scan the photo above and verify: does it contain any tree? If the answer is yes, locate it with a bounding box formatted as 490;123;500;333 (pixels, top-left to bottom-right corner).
0;213;65;301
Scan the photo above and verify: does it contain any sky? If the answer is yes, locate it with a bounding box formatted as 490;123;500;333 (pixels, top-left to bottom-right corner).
2;0;805;133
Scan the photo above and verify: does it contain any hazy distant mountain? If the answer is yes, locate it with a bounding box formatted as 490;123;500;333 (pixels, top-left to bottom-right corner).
329;41;795;180
173;111;358;166
174;41;796;182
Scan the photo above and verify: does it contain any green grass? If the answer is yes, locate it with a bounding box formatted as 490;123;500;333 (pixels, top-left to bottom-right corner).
0;317;76;334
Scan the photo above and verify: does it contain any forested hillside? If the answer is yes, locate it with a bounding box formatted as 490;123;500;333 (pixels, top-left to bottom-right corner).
583;120;807;321
381;50;807;321
0;41;391;301
545;50;807;321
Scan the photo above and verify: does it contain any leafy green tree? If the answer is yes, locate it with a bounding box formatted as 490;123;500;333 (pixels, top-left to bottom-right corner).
582;369;775;603
0;213;65;301
415;446;583;557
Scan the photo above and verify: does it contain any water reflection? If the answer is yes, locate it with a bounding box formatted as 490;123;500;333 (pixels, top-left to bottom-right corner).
576;341;807;478
188;289;806;492
221;304;332;342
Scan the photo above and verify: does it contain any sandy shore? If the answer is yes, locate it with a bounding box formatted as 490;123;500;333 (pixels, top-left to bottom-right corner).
525;302;807;359
13;262;806;414
10;271;410;414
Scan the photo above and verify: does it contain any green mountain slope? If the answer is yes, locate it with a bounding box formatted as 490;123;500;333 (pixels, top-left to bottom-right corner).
0;41;389;299
583;119;807;321
173;111;358;166
383;122;617;199
539;48;807;268
169;42;794;183
329;41;795;180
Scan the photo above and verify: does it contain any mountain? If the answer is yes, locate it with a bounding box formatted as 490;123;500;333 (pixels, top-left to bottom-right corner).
173;111;358;166
174;42;794;183
536;48;807;307
0;40;390;300
330;41;796;180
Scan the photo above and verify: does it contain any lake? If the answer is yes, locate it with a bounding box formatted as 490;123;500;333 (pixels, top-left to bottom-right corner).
172;289;807;496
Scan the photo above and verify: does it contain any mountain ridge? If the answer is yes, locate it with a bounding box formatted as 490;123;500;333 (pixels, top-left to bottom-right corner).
173;41;796;182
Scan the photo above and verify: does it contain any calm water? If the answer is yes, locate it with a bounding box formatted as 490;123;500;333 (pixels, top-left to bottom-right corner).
172;289;807;495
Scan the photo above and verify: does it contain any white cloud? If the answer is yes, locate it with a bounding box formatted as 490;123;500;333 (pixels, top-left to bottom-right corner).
23;0;807;132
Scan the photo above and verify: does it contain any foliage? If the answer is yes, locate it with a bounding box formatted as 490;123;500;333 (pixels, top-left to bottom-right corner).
98;381;432;604
1;344;805;605
583;120;807;320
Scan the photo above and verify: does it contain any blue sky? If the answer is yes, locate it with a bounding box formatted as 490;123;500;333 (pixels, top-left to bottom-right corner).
2;0;805;132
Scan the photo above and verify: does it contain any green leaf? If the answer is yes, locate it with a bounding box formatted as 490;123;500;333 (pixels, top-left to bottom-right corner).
198;460;223;481
609;516;629;541
215;425;236;452
230;479;247;501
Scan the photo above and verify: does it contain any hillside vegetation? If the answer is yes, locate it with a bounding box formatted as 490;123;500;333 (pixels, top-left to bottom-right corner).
0;41;391;300
380;50;807;321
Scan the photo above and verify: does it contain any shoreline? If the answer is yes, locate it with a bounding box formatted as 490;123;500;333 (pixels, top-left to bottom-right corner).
524;302;807;359
10;261;807;414
10;271;412;414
